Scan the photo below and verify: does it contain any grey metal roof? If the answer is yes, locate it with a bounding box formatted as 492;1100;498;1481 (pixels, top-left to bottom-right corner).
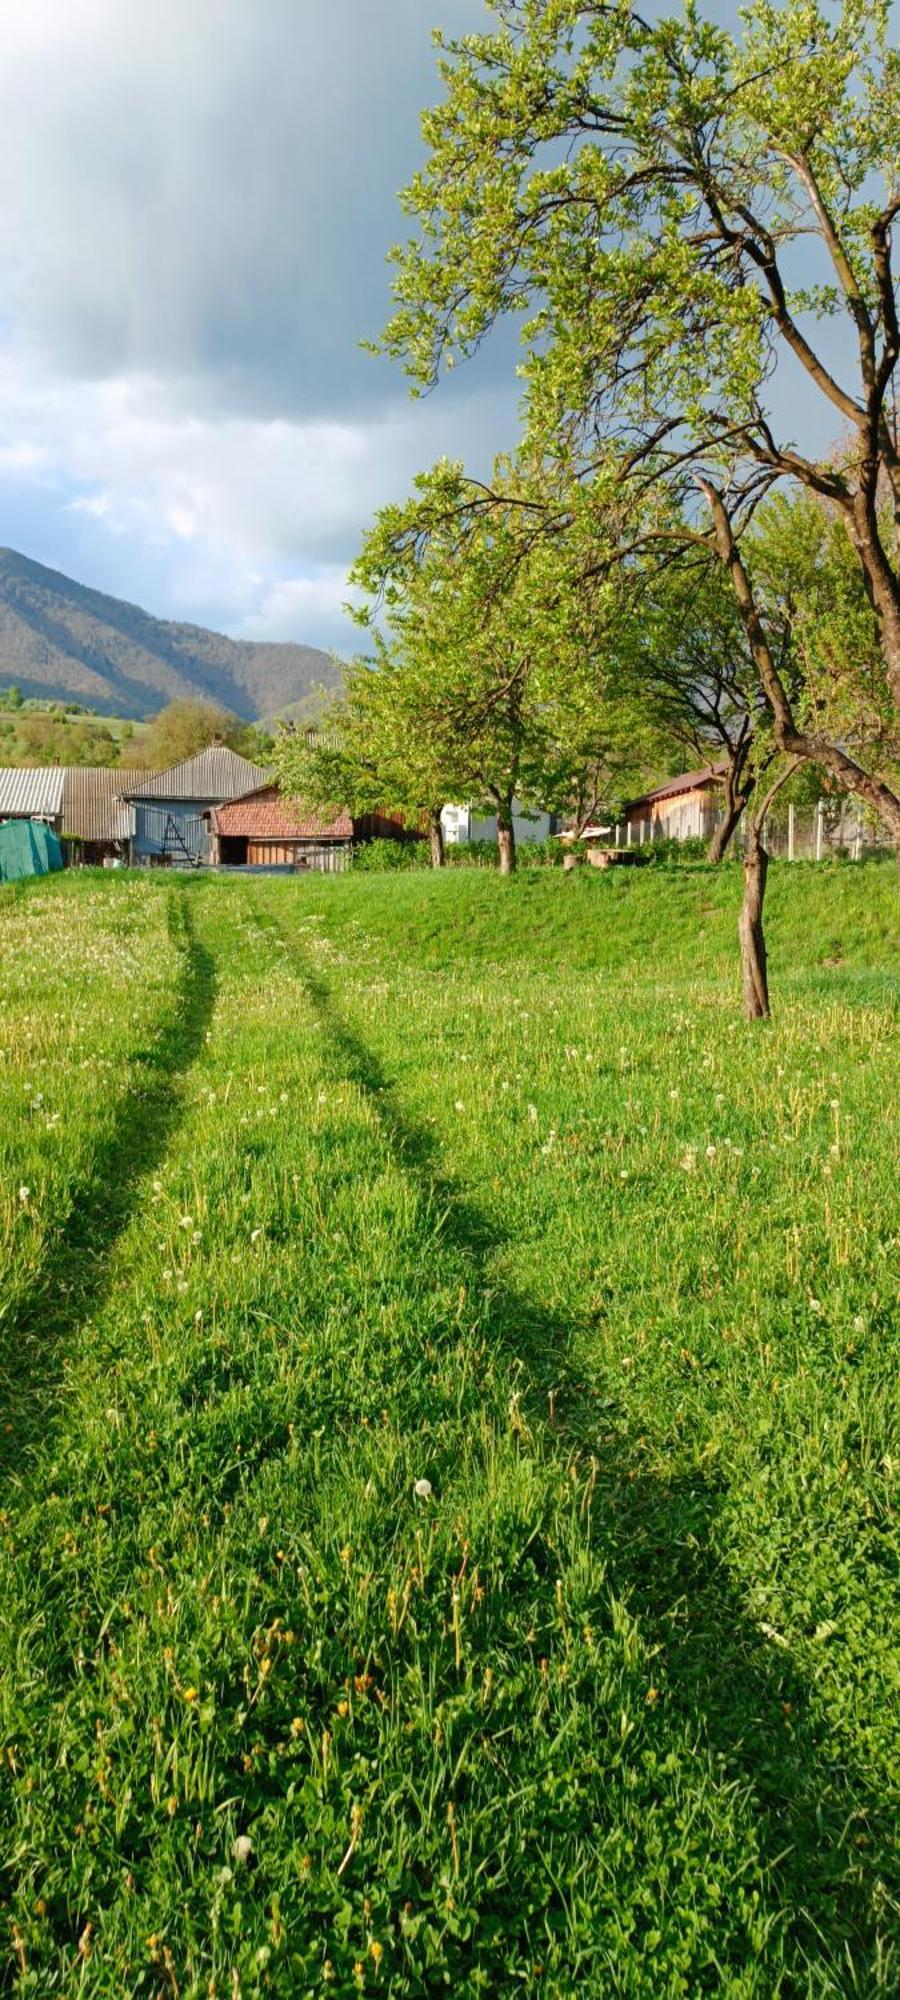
61;767;143;843
0;766;66;821
122;747;272;803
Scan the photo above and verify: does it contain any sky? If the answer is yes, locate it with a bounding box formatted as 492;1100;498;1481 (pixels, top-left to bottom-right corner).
0;1;867;661
0;0;510;654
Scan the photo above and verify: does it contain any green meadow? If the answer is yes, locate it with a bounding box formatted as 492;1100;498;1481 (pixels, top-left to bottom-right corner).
0;863;897;1998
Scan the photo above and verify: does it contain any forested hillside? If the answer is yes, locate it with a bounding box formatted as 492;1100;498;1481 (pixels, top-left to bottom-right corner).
0;548;339;720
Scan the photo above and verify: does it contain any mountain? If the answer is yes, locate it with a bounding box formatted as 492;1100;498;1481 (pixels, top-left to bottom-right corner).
0;548;340;721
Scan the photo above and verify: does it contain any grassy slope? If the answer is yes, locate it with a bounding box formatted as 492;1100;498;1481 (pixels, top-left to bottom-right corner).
0;863;897;1998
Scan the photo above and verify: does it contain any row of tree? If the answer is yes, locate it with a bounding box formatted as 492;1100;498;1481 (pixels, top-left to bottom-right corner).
280;0;900;1017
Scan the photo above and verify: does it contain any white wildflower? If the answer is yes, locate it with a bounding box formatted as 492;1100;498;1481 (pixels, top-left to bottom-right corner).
413;1478;433;1501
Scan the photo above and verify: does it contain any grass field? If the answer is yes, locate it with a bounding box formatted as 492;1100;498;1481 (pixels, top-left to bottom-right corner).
0;862;897;1998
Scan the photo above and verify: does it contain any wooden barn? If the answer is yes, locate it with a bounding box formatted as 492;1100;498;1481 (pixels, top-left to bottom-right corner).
205;784;354;871
122;748;271;866
61;767;144;864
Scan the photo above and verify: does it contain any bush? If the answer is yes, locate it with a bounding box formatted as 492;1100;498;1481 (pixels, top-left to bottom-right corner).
352;838;430;872
642;833;713;865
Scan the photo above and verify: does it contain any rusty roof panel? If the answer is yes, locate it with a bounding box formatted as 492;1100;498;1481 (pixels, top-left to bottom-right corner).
61;768;143;842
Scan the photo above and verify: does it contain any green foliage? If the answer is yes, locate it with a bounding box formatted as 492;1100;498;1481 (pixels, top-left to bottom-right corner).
135;700;269;772
351;837;430;872
344;460;664;859
379;0;900;835
0;866;897;1993
749;490;900;775
384;0;896;463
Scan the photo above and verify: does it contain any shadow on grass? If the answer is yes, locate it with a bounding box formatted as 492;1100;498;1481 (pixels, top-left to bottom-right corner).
0;886;216;1478
270;911;893;1995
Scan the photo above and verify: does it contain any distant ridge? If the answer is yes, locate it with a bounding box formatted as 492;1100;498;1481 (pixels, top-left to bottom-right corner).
0;547;339;721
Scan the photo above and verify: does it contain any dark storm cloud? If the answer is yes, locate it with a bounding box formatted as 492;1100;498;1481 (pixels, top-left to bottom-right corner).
0;0;498;421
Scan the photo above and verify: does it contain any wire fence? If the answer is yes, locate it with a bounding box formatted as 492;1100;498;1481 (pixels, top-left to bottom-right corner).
613;799;892;861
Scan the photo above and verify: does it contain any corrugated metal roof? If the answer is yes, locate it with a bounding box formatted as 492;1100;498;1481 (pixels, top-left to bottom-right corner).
627;760;728;809
209;784;352;841
0;766;66;821
123;748;271;802
61;767;143;842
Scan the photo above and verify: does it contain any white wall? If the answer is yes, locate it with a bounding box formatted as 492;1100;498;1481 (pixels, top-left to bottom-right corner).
441;803;556;846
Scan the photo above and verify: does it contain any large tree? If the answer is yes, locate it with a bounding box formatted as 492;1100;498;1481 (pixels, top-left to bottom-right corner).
380;0;900;1008
133;700;269;771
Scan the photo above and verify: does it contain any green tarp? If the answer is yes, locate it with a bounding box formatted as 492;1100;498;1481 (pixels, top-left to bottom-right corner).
0;818;64;882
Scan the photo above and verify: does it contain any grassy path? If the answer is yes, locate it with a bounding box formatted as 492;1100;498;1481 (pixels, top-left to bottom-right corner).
0;868;897;1998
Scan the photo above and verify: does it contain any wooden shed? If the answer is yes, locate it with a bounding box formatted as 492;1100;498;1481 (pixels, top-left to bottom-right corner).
206;784;353;871
624;762;728;842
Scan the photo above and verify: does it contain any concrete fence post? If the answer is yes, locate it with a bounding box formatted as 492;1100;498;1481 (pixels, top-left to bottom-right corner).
815;800;825;862
626;820;632;848
787;803;795;862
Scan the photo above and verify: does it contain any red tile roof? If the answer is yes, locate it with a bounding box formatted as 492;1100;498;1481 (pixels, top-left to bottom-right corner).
209;784;352;841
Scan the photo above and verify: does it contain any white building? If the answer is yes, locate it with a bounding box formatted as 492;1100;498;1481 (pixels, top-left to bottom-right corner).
441;802;558;847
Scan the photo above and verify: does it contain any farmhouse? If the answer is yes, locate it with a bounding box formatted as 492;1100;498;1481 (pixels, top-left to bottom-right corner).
121;747;271;866
441;802;559;848
624;762;728;842
205;784;353;871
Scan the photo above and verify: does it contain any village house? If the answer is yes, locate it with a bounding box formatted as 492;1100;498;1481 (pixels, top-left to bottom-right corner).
441;802;559;848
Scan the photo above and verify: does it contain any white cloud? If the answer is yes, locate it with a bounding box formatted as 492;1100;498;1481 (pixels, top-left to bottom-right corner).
0;0;518;654
237;570;358;644
0;338;510;648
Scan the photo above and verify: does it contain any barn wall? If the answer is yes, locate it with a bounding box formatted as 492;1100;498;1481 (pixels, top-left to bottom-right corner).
625;786;720;840
133;801;214;864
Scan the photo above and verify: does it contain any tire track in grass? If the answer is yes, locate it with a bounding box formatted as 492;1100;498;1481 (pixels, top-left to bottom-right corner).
0;885;217;1479
255;896;897;1998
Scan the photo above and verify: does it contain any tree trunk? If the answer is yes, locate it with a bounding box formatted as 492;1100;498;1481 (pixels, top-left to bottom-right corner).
707;799;746;863
496;807;516;875
429;809;445;868
739;821;770;1020
850;493;900;717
